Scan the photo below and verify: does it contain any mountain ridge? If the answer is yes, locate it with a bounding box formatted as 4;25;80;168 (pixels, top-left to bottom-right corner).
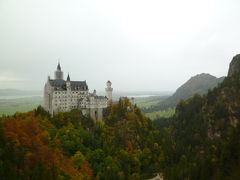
142;73;225;114
167;73;225;106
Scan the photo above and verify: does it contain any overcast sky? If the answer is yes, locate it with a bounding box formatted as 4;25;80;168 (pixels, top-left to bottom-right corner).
0;0;240;92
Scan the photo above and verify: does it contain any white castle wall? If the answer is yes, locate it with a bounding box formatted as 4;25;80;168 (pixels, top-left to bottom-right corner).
43;64;112;120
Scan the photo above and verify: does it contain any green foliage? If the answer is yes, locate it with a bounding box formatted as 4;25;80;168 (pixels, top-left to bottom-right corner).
146;108;175;119
71;151;86;169
0;98;163;179
159;77;240;180
3;75;240;180
134;96;167;109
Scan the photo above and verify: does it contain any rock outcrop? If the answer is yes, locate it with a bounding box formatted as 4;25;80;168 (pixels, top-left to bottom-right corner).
228;54;240;77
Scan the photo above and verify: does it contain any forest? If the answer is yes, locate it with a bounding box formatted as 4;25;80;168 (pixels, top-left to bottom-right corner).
1;66;240;180
0;98;164;180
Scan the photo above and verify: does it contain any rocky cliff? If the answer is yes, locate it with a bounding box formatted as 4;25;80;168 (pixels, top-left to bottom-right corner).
228;54;240;77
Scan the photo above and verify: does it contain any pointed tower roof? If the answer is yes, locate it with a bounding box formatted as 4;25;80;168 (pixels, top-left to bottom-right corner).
57;62;61;71
67;73;70;81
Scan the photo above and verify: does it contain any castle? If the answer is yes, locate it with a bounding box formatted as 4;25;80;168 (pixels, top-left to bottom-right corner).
44;63;113;120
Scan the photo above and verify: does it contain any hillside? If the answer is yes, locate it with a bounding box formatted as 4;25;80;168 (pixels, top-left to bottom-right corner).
167;73;224;106
0;98;163;180
142;73;224;115
156;54;240;179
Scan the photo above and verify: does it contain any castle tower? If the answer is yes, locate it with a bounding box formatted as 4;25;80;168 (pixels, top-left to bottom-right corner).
66;73;71;111
105;80;113;102
66;73;71;90
55;62;63;80
93;89;96;96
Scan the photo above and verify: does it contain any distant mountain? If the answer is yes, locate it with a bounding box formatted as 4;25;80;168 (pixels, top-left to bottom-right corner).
142;73;225;113
166;73;225;106
0;89;42;96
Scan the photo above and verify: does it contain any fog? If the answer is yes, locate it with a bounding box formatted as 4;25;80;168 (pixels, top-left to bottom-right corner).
0;0;240;92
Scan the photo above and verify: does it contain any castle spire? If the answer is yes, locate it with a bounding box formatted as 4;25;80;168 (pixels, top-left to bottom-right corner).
57;61;61;71
67;73;70;81
55;61;63;80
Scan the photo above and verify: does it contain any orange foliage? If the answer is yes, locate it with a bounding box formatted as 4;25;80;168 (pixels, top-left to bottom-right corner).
79;162;94;179
3;116;93;179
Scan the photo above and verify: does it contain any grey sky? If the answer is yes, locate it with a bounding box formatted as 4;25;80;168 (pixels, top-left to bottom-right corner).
0;0;240;92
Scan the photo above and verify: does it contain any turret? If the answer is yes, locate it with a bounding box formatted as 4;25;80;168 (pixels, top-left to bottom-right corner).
55;62;63;80
66;73;71;90
105;80;113;102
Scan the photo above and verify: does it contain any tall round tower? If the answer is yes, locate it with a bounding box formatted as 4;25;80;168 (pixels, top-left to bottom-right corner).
55;62;63;80
105;80;113;102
